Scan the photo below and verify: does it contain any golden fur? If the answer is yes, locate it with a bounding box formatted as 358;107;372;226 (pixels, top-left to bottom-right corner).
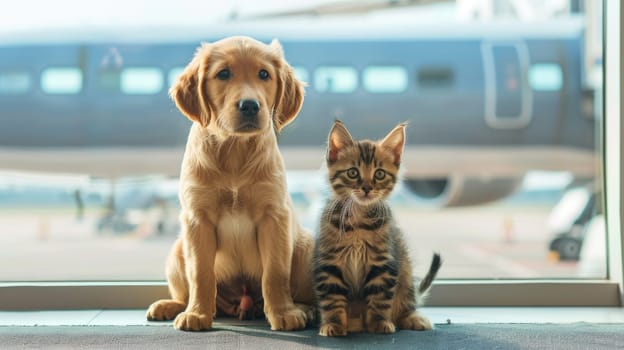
145;36;315;331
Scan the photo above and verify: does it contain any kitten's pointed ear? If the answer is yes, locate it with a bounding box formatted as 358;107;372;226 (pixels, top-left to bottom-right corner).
380;123;406;165
327;120;354;162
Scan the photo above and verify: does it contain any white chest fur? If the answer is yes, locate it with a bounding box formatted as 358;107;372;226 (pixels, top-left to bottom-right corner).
342;237;368;294
214;212;262;282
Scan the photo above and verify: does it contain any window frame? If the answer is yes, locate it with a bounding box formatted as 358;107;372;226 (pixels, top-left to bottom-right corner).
604;0;624;304
0;0;622;310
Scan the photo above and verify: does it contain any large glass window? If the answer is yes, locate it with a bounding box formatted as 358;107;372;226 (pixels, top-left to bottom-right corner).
0;0;612;294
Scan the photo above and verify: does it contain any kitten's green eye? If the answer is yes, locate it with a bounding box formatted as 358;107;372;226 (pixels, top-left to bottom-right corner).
347;168;359;179
374;169;386;180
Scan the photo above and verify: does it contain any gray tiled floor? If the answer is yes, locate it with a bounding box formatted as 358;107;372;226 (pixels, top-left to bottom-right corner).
1;307;624;326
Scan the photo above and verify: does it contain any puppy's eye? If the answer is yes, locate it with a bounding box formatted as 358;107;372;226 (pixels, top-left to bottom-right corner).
374;169;386;180
258;69;270;80
216;69;231;80
347;168;359;179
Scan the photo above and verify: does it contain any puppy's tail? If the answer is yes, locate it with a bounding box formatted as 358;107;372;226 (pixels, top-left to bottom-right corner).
418;253;442;294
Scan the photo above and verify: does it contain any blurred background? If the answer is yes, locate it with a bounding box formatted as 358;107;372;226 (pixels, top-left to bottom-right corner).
0;0;604;281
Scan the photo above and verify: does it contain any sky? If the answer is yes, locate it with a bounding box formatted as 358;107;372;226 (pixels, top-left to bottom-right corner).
0;0;333;32
0;0;580;35
1;0;415;32
0;0;470;34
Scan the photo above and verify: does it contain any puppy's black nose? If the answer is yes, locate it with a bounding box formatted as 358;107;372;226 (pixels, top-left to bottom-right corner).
239;99;260;117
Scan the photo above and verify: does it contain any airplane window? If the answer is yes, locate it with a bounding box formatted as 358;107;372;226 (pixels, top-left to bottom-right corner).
0;71;31;94
529;63;563;91
120;68;164;94
40;68;82;94
362;66;408;93
417;67;454;89
314;66;358;93
292;66;309;84
167;67;184;87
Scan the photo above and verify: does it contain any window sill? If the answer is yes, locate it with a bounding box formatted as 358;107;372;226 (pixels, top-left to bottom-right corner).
0;280;620;310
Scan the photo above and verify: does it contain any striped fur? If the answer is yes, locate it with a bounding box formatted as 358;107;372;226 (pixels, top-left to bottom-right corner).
313;121;441;336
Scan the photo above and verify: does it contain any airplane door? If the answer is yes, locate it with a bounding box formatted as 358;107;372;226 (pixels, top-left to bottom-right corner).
481;42;533;129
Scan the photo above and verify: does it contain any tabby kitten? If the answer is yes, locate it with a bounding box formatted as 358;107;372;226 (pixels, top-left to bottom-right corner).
313;120;441;337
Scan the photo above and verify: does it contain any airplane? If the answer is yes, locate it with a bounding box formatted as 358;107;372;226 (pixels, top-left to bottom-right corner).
0;15;598;208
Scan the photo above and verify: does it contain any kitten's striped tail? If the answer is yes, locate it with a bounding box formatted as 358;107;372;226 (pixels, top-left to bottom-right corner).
418;253;442;294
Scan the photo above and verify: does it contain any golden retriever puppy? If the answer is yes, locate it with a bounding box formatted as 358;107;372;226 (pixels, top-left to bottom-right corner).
146;36;315;331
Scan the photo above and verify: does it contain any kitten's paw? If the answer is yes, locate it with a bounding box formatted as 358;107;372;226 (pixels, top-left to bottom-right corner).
146;299;185;321
267;305;307;331
295;303;317;325
319;323;347;337
397;312;433;331
367;319;396;334
173;311;212;331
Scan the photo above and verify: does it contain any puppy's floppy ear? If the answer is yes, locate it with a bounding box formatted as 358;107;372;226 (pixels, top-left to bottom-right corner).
169;43;211;127
271;39;305;132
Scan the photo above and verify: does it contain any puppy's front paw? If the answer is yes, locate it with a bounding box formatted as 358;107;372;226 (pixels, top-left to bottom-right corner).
367;319;396;334
146;299;185;321
173;312;212;331
319;323;347;337
267;306;307;331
